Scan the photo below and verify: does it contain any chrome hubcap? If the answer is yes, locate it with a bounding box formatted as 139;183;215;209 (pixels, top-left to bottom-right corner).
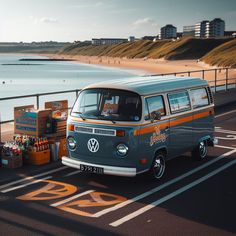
153;155;165;178
199;142;207;158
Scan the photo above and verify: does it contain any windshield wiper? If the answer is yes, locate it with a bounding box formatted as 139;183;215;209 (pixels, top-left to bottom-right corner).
72;112;86;121
98;115;116;124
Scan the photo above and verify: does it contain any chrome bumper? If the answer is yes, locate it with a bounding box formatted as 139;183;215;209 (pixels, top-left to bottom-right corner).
62;156;137;177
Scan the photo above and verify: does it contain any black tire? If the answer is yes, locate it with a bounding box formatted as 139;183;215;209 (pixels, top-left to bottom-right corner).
191;141;208;160
147;151;166;180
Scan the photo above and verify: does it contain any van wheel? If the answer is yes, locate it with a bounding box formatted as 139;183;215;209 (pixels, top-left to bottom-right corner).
148;152;166;180
192;141;208;160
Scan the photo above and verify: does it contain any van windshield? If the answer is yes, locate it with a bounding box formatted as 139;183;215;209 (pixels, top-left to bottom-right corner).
71;89;142;122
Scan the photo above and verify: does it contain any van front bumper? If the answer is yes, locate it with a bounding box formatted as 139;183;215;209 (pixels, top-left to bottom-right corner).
62;156;137;177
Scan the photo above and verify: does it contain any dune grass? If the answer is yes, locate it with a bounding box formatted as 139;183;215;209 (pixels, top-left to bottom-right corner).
202;38;236;67
59;37;235;67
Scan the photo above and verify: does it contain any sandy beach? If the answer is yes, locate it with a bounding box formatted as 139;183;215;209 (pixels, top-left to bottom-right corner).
50;54;216;75
47;54;236;87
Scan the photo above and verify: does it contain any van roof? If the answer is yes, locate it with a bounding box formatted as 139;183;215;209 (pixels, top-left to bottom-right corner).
84;76;209;95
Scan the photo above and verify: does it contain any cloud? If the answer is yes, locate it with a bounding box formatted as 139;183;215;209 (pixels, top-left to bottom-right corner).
39;17;58;24
29;16;58;24
133;17;158;27
70;1;105;9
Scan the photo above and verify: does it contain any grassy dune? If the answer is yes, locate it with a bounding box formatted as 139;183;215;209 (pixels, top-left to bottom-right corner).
60;37;233;64
202;38;236;67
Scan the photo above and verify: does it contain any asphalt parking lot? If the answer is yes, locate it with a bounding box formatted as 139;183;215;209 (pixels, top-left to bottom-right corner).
0;103;236;236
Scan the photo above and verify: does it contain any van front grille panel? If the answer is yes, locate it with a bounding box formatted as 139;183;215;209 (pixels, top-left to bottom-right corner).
94;128;116;136
75;126;116;136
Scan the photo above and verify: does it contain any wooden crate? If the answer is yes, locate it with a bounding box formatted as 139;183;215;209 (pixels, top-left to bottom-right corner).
45;100;68;119
58;138;68;159
53;119;67;133
28;149;50;165
1;154;23;169
14;105;52;137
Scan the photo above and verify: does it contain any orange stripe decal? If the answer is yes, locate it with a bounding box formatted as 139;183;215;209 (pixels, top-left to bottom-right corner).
134;109;212;136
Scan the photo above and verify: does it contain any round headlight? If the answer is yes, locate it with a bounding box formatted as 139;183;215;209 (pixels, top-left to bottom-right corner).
117;144;128;157
68;137;76;150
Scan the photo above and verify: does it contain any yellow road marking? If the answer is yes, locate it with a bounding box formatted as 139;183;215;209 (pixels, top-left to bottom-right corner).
17;180;77;201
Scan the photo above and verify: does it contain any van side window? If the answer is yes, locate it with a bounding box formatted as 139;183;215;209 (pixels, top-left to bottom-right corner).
190;88;209;108
168;91;191;113
145;96;165;120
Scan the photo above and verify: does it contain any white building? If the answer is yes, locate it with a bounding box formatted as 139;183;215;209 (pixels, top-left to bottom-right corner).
183;25;195;37
195;18;225;38
159;24;177;39
92;38;128;45
195;21;209;38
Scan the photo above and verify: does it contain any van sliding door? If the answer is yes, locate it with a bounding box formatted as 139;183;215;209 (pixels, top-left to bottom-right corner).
168;91;193;158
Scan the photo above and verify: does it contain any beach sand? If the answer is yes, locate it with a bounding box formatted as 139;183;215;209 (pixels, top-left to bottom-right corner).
50;55;216;75
47;54;236;87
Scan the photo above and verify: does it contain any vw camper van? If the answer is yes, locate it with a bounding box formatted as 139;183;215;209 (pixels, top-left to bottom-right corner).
62;76;216;179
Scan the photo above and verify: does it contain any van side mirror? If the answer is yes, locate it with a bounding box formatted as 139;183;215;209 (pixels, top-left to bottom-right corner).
151;111;162;122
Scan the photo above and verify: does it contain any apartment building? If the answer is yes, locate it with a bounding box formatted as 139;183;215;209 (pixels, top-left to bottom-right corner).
209;18;225;37
183;25;195;37
159;24;177;39
195;20;210;38
195;18;225;38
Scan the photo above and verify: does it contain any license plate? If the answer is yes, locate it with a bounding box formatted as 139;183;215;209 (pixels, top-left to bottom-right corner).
80;164;104;174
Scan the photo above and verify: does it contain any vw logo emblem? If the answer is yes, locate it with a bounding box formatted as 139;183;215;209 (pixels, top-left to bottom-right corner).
87;138;99;153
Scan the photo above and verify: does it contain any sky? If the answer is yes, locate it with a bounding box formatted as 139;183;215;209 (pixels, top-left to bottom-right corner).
0;0;235;42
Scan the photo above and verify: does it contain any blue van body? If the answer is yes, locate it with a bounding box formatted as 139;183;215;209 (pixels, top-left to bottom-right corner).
62;76;215;178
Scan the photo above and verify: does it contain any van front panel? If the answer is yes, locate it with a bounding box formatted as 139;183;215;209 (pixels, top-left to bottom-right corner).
67;119;146;171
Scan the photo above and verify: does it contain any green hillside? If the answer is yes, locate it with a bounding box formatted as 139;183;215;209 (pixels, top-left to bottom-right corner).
202;38;236;67
59;37;233;62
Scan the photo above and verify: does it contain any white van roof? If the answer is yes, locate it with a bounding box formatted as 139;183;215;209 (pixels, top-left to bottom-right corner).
84;76;209;96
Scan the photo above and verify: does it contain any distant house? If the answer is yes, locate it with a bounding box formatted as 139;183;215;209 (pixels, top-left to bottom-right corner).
129;36;135;42
92;38;128;45
142;36;156;41
159;24;177;39
224;31;236;37
177;32;183;38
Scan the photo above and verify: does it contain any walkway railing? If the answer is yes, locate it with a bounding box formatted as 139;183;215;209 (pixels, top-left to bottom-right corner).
0;67;235;126
152;67;236;93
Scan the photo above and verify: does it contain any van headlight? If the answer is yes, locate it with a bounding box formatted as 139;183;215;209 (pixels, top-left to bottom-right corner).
116;144;128;157
68;137;76;150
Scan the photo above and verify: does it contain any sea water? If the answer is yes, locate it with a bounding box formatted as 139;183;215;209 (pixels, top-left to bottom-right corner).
0;54;136;121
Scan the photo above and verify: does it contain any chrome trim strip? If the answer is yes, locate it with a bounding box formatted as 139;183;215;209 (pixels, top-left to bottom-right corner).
62;157;136;177
75;126;116;136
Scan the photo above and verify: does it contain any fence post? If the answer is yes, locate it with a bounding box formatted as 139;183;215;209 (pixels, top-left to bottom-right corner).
188;71;190;77
0;113;1;143
226;68;229;90
76;90;79;98
202;70;205;79
215;69;217;93
36;95;40;109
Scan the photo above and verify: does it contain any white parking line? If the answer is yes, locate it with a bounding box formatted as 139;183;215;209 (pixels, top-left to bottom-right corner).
64;170;81;177
110;156;236;227
51;190;95;207
215;145;235;150
1;176;52;193
92;148;235;218
0;166;68;191
215;128;236;135
215;109;236;118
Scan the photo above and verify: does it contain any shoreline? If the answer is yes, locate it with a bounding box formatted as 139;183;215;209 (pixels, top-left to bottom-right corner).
46;54;218;76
